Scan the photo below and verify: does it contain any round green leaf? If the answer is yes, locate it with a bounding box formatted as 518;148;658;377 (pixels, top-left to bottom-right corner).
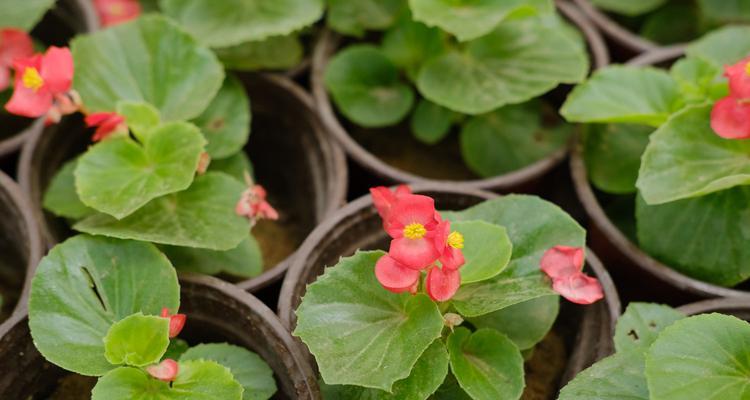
43;158;94;220
559;350;648;400
451;220;512;283
417;18;587;114
326;0;404;36
325;45;415;127
104;313;170;367
91;361;243;400
293;251;444;391
160;0;323;47
686;26;750;68
590;0;667;16
583;123;652;194
116;101;161;142
74;172;251;251
381;17;445;80
0;0;55;30
645;314;750;400
614;302;684;354
72;15;224;121
162;236;263;279
75;121;206;219
447;328;524;400
181;343;277;400
191;75;251;159
28;235;180;376
467;296;558;350
410;99;454;144
215;35;303;71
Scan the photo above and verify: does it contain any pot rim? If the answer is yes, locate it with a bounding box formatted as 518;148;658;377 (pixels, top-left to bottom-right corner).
309;0;609;190
677;297;750;316
571;0;661;53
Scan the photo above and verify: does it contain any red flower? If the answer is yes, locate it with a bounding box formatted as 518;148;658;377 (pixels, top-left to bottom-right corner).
374;254;420;294
724;56;750;99
710;96;750;139
0;29;34;91
540;246;603;305
85;112;127;141
370;185;411;223
5;47;74;118
147;359;179;382
383;194;442;269
235;175;279;224
160;307;186;338
433;220;465;271
93;0;141;27
426;266;460;302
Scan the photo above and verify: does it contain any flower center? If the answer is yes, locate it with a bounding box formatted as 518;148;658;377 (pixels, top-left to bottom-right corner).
109;3;125;15
745;62;750;76
447;231;464;249
403;223;427;239
22;67;43;92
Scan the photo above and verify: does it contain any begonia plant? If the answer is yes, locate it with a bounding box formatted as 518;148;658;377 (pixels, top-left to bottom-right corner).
293;186;603;400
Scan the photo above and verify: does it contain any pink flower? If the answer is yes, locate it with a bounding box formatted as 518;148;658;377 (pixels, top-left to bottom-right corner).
147;359;179;382
370;185;412;222
540;246;603;305
724;56;750;99
426;265;460;302
383;193;443;269
236;174;279;224
0;29;34;91
710;96;750;139
433;220;465;271
85;112;127;142
93;0;141;27
5;47;74;118
160;307;186;338
374;254;420;294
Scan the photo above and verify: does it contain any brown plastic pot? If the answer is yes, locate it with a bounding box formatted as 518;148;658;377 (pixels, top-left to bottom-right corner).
310;1;610;192
17;73;347;293
0;0;97;159
0;274;320;399
278;184;621;393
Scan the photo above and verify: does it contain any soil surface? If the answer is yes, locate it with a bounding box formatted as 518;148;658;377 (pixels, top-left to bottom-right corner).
522;330;567;400
45;374;96;400
253;215;307;270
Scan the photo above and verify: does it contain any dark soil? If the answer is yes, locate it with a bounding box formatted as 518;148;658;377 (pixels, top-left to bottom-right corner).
522;331;567;400
45;374;96;400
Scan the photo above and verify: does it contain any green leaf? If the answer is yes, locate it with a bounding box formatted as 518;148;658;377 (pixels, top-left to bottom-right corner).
116;101;161;142
214;35;303;71
669;57;726;104
163;236;263;279
293;251;444;391
75;173;250;251
191;75;251;159
91;361;243;400
0;0;54;30
72;15;224;121
451;220;512;283
75;121;206;219
325;45;415;127
447;328;524;400
104;313;170;367
28;235;179;376
636;188;750;287
326;0;404;36
417;18;587;114
460;101;571;177
698;0;750;24
163;339;190;361
320;340;449;400
640;3;700;45
686;26;750;68
583;123;652;194
410;99;454;144
408;0;552;42
637;105;750;204
589;0;667;16
614;302;684;354
209;151;254;181
43;158;95;219
645;314;750;400
467;296;558;350
561;66;681;127
433;373;472;400
381;17;445;80
180;343;277;400
160;0;323;47
451;270;555;317
558;350;649;400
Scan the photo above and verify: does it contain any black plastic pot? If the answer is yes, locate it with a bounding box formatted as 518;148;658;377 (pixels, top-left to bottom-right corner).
278;184;621;394
677;297;750;319
0;274;320;399
17;73;347;294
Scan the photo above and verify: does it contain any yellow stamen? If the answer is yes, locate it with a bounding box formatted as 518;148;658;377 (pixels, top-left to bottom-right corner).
744;62;750;76
447;231;464;249
403;223;427;239
109;3;125;15
22;67;44;92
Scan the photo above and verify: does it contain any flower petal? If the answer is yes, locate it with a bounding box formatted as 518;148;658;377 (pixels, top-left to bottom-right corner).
94;0;141;27
0;67;8;92
370;186;397;220
5;82;52;117
710;96;750;139
440;247;465;271
551;272;604;305
426;267;461;302
40;47;73;94
146;359;179;382
389;237;441;269
385;194;438;237
724;56;750;99
0;29;34;67
375;254;421;293
540;245;584;279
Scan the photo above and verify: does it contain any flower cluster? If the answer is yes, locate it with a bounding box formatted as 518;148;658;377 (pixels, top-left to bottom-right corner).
370;186;465;302
235;172;279;225
540;246;603;304
711;56;750;139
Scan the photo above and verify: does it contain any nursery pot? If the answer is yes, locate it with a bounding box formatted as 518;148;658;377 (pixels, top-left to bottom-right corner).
0;0;97;159
278;184;622;396
571;0;660;55
0;274;320;399
17;73;347;293
310;0;610;193
677;297;750;319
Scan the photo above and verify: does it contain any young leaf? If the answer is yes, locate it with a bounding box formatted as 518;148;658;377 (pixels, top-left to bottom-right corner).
645;314;750;400
637;104;750;205
162;236;263;279
293;251;444;391
686;26;750;68
72;15;224;121
43;158;95;219
160;0;323;47
180;343;277;400
381;17;445;80
28;235;179;376
560;66;681;127
467;296;559;350
104;313;170;367
583;123;652;194
417;18;587;114
74;173;251;251
447;328;524;400
326;0;404;36
558;350;649;400
589;0;667;16
214;35;303;71
325;45;415;127
613;303;684;354
75;121;206;219
451;220;512;283
410;99;454;144
191;75;251;159
116;101;161;142
0;0;54;30
91;361;243;400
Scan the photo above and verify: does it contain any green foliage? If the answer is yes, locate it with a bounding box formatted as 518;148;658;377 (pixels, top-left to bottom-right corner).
103;314;170;367
613;303;684;354
214;35;303;71
589;0;667;16
410;99;454;144
583;124;652;194
326;0;404;36
467;296;558;350
43;158;94;219
0;0;55;30
162;236;263;279
451;220;511;283
191;75;251;159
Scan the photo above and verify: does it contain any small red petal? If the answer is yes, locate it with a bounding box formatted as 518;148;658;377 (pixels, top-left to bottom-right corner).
440;247;465;271
551;272;604;305
5;84;52;118
540;246;584;280
147;359;179;382
710;96;750;139
0;29;34;67
40;47;73;94
370;186;397;221
389;237;441;270
724;56;750;99
168;314;186;338
426;267;460;302
375;254;421;293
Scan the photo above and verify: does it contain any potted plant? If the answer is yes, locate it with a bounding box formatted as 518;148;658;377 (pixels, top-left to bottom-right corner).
311;0;607;191
279;184;621;399
561;25;750;301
